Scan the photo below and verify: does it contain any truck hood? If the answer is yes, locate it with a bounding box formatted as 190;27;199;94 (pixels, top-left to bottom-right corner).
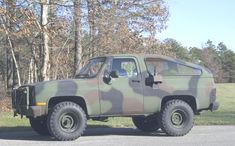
30;79;98;100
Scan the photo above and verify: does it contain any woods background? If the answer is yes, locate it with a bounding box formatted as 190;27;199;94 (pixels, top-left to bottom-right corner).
0;0;235;110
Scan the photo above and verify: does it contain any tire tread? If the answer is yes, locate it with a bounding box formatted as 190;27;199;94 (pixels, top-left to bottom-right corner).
161;99;194;136
48;101;87;141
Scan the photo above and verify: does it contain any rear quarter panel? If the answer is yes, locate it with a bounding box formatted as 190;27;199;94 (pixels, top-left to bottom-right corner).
139;55;215;114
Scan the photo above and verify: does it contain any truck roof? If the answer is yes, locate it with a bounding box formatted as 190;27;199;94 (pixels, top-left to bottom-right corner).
95;54;205;70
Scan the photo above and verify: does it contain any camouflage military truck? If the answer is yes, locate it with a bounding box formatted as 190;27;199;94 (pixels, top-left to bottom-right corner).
12;54;219;141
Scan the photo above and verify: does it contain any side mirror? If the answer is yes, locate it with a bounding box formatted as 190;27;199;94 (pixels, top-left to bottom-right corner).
110;70;119;78
103;70;119;84
154;75;163;84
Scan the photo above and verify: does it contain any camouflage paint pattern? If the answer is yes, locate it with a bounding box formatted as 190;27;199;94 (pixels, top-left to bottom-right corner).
12;54;217;117
33;78;100;115
99;57;144;115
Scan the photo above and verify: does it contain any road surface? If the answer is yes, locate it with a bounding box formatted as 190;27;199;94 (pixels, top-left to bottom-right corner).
0;126;234;146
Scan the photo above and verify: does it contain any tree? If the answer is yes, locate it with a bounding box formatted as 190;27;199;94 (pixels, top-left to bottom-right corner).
0;0;170;91
0;0;21;87
163;38;190;60
189;47;203;64
84;0;169;55
87;0;96;57
201;41;224;83
217;42;235;82
74;0;82;73
41;0;50;81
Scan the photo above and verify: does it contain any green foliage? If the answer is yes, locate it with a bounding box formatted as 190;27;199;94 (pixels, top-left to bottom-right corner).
163;38;190;61
158;39;235;83
188;40;235;83
217;42;235;82
189;47;202;64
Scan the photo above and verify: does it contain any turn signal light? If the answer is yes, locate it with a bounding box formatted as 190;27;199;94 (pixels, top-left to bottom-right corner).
36;102;46;106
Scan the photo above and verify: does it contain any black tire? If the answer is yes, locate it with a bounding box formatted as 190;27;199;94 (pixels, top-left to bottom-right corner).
29;117;50;136
47;101;87;141
161;99;194;136
132;114;160;132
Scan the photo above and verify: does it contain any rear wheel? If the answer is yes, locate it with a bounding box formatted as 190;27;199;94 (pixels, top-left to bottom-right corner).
47;101;87;141
161;99;194;136
29;117;50;136
132;114;160;132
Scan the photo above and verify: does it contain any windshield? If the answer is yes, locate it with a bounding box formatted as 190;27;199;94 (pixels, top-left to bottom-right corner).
76;57;106;78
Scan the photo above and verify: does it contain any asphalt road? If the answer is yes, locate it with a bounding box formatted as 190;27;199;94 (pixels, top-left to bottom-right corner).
0;126;234;146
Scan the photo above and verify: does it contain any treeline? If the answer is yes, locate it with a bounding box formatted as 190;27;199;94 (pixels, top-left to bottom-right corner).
164;38;235;83
0;0;234;94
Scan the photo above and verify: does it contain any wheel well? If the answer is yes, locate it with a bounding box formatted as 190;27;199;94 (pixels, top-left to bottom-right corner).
48;96;88;116
161;95;197;113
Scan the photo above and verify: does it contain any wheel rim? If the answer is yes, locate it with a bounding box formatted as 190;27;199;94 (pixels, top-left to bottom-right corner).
59;113;79;133
171;110;185;127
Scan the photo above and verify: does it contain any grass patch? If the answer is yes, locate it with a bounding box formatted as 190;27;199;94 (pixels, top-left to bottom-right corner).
195;83;235;125
0;112;31;131
0;83;234;130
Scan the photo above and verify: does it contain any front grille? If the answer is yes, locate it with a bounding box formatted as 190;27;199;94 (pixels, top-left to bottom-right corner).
12;89;17;109
12;86;29;110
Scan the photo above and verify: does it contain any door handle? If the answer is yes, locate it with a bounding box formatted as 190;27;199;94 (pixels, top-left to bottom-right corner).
132;79;140;83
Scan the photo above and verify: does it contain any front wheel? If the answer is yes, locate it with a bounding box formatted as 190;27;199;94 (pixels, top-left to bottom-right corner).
47;102;87;141
161;99;194;136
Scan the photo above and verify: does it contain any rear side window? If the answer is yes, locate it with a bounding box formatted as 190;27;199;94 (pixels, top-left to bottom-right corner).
145;58;201;76
178;64;202;75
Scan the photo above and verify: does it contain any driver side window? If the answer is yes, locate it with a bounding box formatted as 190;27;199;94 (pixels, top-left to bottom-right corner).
111;58;138;78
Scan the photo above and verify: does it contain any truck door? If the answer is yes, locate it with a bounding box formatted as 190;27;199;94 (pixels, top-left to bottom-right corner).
99;57;144;115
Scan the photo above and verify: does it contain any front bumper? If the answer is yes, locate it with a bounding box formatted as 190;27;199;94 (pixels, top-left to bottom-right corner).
209;101;219;111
